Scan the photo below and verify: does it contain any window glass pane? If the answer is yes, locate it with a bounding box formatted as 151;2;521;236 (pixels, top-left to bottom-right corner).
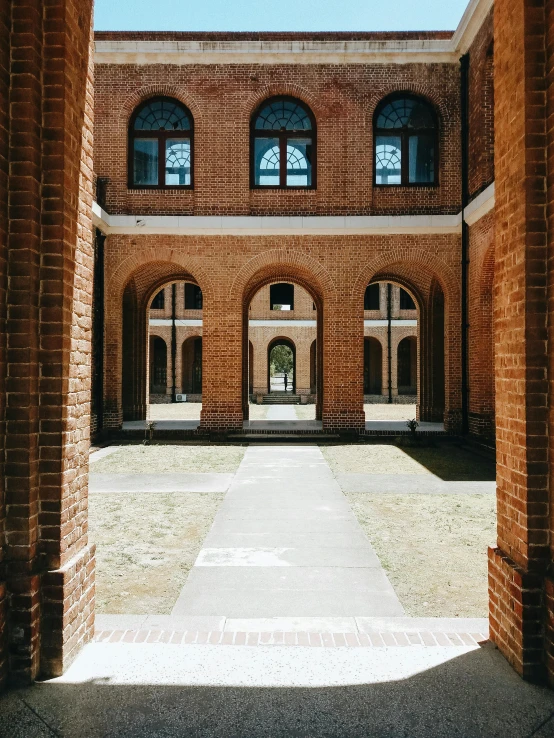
255;100;312;131
133;139;158;185
376;98;434;130
409;134;434;183
375;135;401;185
134;99;190;131
286;138;312;186
165;138;191;185
254;137;280;186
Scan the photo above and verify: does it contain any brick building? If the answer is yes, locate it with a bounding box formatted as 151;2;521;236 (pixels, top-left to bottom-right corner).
2;0;554;695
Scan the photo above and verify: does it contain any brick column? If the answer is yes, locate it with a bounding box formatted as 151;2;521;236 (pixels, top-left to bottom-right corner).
490;0;551;682
1;0;96;687
200;299;242;431
321;296;365;432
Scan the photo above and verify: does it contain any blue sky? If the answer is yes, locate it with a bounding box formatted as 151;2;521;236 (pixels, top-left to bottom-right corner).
94;0;470;32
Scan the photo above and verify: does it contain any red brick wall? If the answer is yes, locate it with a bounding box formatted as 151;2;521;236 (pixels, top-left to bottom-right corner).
94;60;461;216
467;9;495;198
491;0;552;682
102;233;461;432
1;0;96;688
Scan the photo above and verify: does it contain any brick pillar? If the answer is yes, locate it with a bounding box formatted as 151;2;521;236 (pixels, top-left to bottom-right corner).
200;299;242;431
322;296;365;432
490;0;551;682
1;0;95;687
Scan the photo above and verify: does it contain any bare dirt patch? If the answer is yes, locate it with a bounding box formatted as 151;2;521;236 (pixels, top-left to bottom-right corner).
294;404;316;420
248;404;269;420
90;444;245;474
345;492;496;617
149;403;201;420
89;491;224;614
322;443;495;481
364;404;417;421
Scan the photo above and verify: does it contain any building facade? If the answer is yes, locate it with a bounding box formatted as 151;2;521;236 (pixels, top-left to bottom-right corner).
3;0;554;695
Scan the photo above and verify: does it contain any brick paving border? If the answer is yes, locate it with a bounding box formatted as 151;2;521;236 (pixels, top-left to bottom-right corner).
94;629;489;648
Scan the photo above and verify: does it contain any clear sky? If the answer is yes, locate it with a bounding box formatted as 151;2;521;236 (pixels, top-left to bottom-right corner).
94;0;470;33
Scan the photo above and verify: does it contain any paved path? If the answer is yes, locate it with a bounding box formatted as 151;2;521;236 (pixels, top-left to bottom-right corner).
266;404;297;420
172;445;404;619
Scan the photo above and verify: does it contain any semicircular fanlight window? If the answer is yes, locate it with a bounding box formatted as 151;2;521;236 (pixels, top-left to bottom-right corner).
255;99;312;131
376;97;434;130
134;99;191;131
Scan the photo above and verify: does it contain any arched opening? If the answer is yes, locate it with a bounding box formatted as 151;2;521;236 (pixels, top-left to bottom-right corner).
364;337;382;394
362;279;426;426
149;336;167;396
397;336;417;394
268;338;296;394
120;266;204;425
182;336;203;397
243;274;322;427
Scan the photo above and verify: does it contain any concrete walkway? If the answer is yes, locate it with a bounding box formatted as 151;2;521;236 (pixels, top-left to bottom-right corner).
172;445;404;620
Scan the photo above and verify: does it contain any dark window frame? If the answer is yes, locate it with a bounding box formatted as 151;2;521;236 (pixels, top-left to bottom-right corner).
364;284;381;311
250;96;317;190
270;283;295;311
373;93;439;188
151;289;165;310
184;283;203;310
128;96;194;190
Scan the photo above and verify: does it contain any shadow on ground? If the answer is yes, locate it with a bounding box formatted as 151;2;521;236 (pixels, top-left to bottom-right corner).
1;645;553;738
399;444;496;481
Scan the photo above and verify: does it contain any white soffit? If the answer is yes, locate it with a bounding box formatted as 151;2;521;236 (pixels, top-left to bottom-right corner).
365;319;417;326
463;182;495;226
95;0;494;66
92;207;462;236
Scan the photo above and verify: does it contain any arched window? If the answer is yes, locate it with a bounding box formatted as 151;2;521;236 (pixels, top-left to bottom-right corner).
251;97;315;188
374;95;437;186
129;97;193;188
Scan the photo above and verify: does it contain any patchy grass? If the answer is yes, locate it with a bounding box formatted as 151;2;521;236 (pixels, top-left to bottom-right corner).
149;403;202;420
248;404;269;420
322;443;495;481
364;404;417;421
89;491;224;614
346;492;496;617
90;444;246;474
294;404;316;420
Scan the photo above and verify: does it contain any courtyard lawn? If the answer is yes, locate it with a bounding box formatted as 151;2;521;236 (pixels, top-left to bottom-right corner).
149;402;202;420
247;403;269;420
345;492;496;617
294;404;316;420
322;442;495;481
90;444;246;474
89;490;224;614
364;403;417;421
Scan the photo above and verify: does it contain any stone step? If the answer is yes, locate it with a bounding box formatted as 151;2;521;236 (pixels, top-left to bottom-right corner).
262;394;301;405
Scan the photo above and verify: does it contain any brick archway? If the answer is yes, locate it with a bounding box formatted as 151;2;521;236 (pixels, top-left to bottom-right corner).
105;260;209;427
240;263;325;423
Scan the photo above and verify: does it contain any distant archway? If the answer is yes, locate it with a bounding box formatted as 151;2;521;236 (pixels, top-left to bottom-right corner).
149;336;167;396
182;336;202;395
268;337;296;394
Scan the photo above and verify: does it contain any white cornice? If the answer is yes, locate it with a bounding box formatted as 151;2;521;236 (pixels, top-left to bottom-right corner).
91;208;462;236
463;181;495;225
94;39;458;65
94;0;494;66
451;0;494;54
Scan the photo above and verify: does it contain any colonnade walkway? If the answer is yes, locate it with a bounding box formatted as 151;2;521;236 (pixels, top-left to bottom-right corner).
171;446;404;624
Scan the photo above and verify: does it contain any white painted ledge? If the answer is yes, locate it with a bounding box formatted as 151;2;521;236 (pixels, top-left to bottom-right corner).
150;318;202;326
92;208;462;236
249;320;317;327
95;39;458;65
463;182;495;226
